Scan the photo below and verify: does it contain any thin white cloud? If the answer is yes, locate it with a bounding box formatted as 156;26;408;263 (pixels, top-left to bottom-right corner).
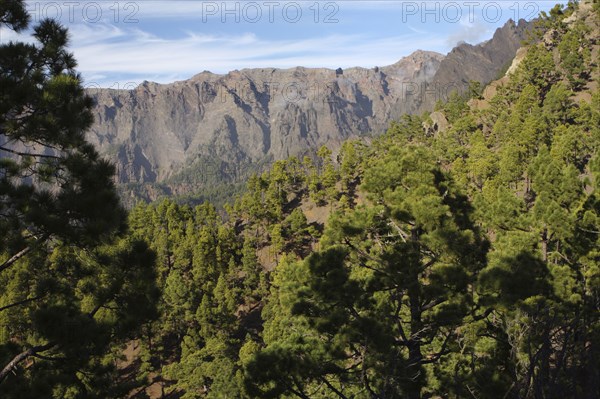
445;14;493;46
407;25;429;35
68;23;448;87
67;22;128;44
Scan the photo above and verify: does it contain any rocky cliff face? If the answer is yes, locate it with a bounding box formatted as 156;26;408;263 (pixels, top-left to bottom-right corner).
87;51;442;184
417;18;532;112
86;19;531;201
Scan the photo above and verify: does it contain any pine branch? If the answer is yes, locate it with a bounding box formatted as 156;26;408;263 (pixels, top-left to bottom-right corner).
0;342;56;384
0;246;32;274
388;219;409;243
0;300;106;384
0;295;45;313
0;145;62;160
421;297;447;312
420;332;453;365
288;376;312;399
319;376;349;399
577;226;600;234
0;234;50;274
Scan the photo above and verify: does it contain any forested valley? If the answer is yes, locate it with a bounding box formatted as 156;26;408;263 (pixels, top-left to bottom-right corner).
1;1;600;398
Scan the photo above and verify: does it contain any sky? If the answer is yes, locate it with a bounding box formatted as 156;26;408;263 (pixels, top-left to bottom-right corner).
0;1;557;88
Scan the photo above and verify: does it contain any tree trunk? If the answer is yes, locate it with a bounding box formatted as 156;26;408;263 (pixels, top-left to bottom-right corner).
407;291;423;399
541;229;548;262
406;341;423;399
534;326;551;398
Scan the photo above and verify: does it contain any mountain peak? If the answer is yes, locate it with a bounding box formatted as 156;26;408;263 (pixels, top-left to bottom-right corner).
385;50;445;66
417;17;533;112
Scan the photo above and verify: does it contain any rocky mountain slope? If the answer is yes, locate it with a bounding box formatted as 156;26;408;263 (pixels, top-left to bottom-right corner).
86;18;532;203
417;18;533;112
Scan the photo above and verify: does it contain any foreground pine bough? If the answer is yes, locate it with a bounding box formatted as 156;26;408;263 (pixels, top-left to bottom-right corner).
1;1;158;397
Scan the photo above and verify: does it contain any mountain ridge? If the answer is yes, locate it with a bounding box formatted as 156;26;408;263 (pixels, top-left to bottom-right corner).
86;18;532;204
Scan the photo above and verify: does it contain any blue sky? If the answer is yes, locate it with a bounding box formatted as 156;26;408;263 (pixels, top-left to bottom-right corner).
1;1;557;87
